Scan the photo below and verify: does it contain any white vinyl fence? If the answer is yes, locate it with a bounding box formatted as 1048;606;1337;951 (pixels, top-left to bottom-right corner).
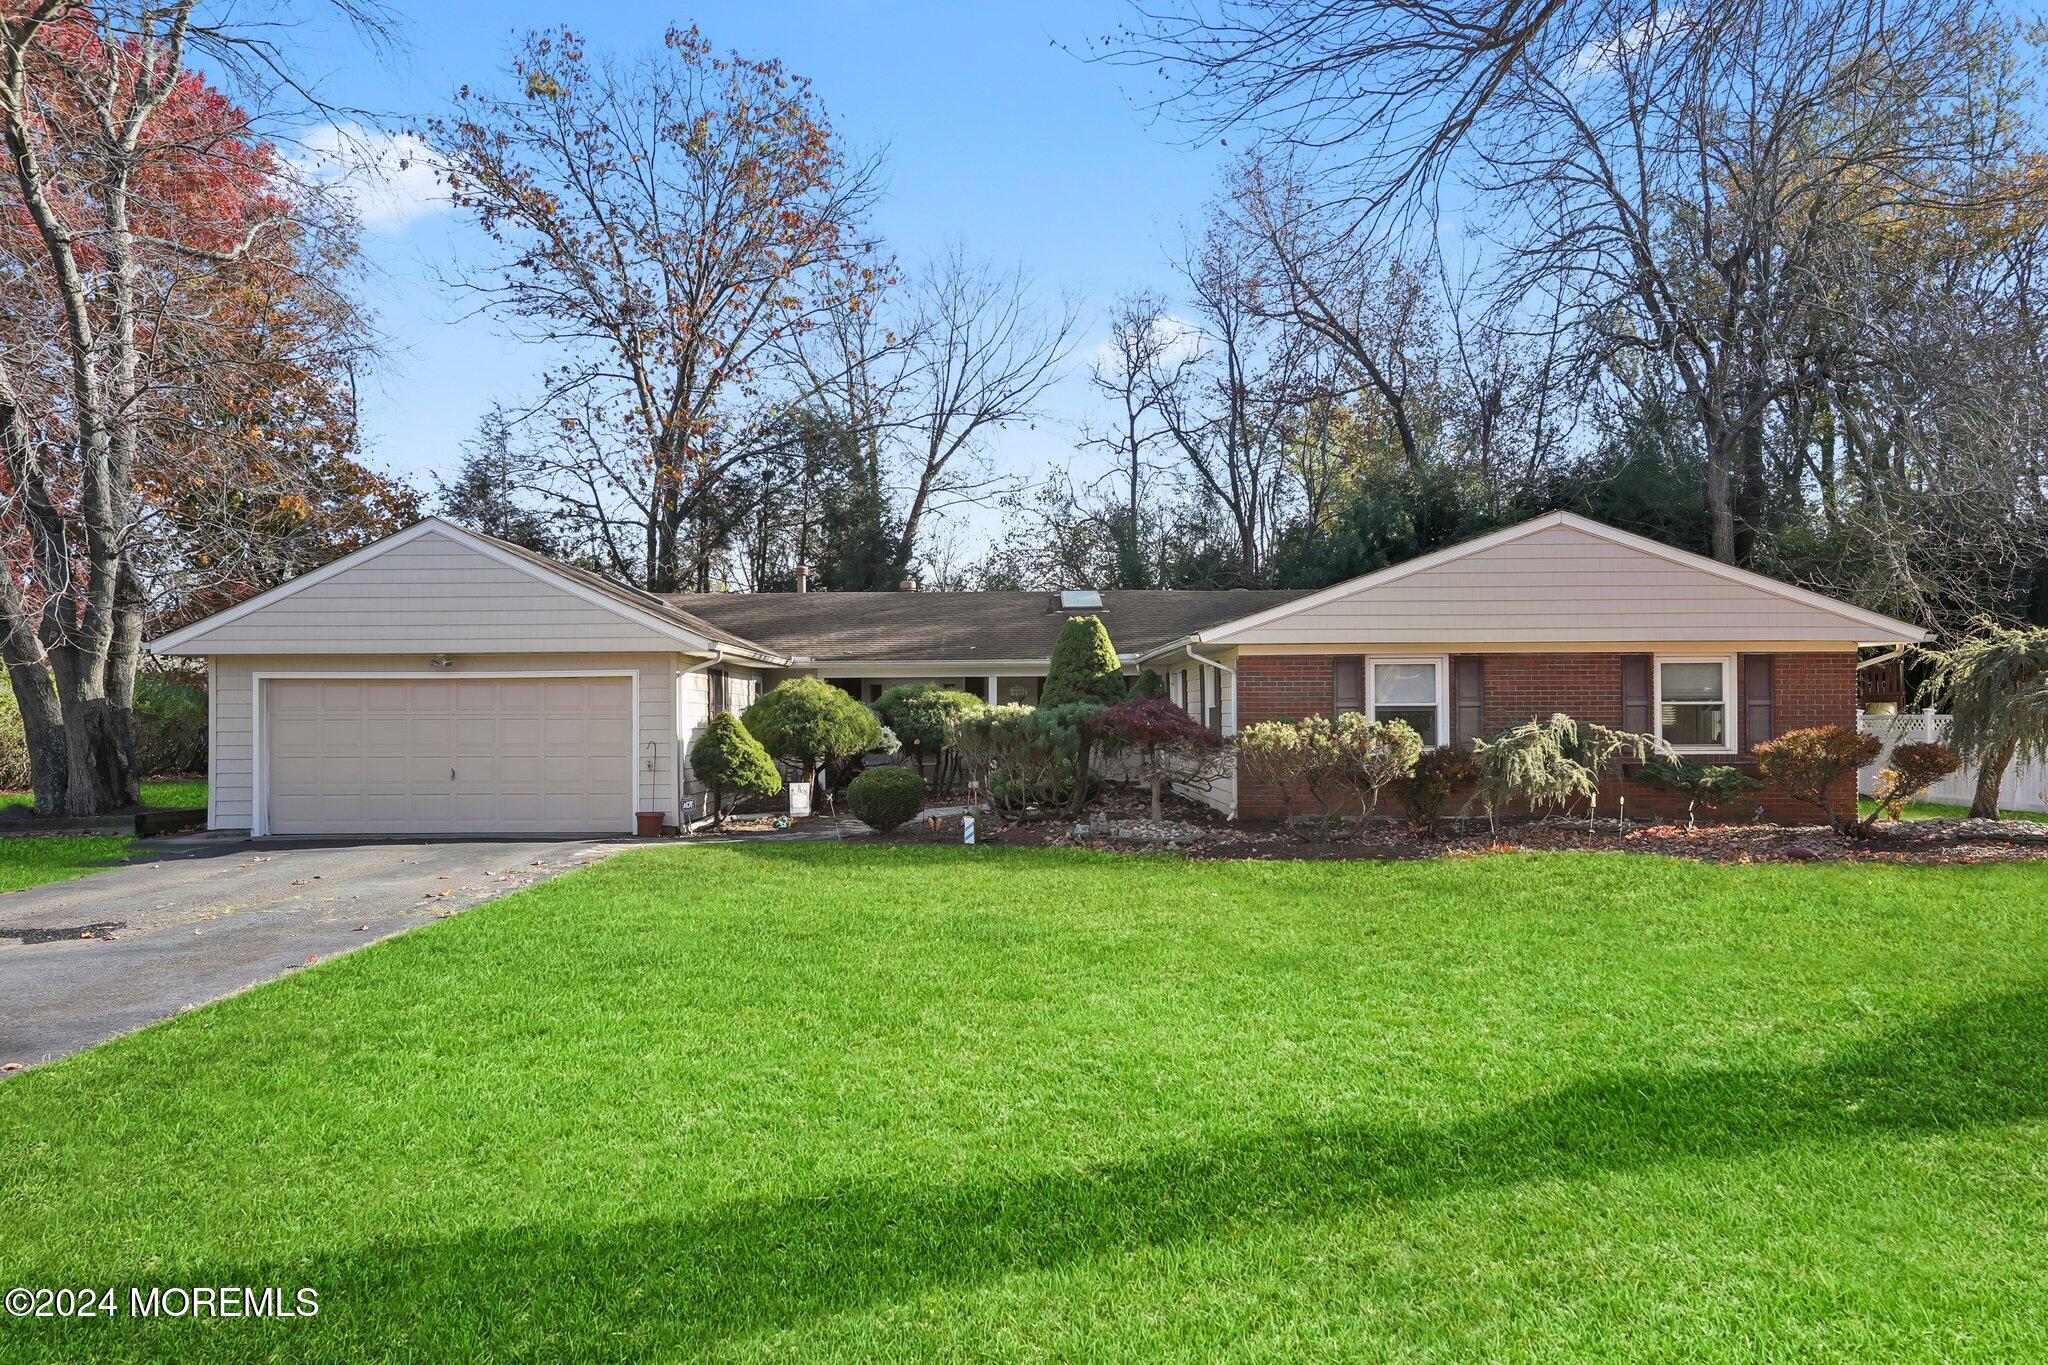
1858;712;2048;814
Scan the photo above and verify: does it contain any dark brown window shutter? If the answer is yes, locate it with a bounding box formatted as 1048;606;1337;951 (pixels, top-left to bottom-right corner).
1621;656;1652;734
1333;657;1364;716
1743;655;1775;749
1453;657;1485;746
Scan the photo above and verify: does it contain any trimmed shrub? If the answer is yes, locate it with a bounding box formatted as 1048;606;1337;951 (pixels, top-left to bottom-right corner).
688;712;782;823
1860;741;1962;832
956;704;1089;818
742;678;881;810
1034;700;1112;816
1403;746;1478;835
1040;615;1126;707
1129;668;1168;701
1237;713;1418;836
1637;754;1763;830
1339;717;1423;825
848;765;926;832
873;684;981;791
1754;725;1882;832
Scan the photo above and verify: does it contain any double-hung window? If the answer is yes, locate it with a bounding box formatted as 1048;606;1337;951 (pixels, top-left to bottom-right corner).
1657;657;1733;752
1369;658;1445;746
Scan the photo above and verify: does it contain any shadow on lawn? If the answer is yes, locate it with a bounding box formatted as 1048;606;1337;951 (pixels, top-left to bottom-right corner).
91;987;2048;1359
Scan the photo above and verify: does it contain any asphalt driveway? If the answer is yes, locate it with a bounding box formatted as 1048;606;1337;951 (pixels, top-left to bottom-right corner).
0;836;624;1072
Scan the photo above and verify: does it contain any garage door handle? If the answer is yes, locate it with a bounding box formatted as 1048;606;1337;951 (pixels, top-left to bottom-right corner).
450;767;457;781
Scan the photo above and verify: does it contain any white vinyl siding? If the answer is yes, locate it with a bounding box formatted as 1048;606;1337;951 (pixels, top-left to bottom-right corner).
1154;649;1237;817
1223;522;1887;645
175;530;689;654
677;661;766;805
208;652;684;831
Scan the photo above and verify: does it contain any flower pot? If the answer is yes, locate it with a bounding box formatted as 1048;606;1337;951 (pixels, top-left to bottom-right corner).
635;810;665;838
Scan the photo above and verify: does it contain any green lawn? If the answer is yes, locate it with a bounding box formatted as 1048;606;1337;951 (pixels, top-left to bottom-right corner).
0;778;205;814
3;845;2046;1361
0;834;133;894
1861;795;2048;824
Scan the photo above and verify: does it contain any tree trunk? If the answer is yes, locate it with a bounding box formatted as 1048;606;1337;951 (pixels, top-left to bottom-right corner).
1969;739;2012;819
1734;408;1767;568
1703;415;1737;563
5;661;66;814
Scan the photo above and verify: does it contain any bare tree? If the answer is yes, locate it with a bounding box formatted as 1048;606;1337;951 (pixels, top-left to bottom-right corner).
430;26;885;591
1076;292;1182;585
1225;156;1438;467
1145;215;1314;576
1112;0;1769;213
888;248;1078;573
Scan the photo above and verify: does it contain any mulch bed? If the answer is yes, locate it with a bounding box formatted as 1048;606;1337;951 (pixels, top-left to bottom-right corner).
857;786;2048;866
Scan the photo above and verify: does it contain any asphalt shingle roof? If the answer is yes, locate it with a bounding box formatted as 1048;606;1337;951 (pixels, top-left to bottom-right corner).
662;588;1313;664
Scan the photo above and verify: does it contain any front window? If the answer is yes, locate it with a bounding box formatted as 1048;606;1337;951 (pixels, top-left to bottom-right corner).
1659;658;1731;750
1371;659;1442;745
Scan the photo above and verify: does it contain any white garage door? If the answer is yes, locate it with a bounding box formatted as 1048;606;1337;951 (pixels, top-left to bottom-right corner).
266;677;633;835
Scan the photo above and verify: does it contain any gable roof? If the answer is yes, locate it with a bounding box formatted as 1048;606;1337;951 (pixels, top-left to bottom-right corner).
147;518;784;660
1142;511;1927;654
665;588;1313;665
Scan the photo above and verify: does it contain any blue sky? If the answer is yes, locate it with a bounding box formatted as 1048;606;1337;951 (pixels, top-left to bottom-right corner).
284;2;1227;552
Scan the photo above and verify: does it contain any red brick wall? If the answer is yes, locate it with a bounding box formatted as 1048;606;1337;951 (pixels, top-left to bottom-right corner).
1233;650;1860;825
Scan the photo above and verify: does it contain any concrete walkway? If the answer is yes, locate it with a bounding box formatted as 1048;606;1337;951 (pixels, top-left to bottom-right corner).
0;836;622;1072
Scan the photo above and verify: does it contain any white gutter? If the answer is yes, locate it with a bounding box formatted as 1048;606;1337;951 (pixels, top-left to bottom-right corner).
676;647;726;831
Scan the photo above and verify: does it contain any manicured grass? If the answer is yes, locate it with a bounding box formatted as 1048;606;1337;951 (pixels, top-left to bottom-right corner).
0;778;205;814
3;845;2046;1360
0;835;132;894
1860;795;2048;824
137;778;205;810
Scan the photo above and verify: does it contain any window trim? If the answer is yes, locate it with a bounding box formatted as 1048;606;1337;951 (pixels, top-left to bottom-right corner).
1365;655;1450;747
1654;654;1736;754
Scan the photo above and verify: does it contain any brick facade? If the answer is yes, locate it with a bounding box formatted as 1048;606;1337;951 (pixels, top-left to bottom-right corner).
1233;649;1859;825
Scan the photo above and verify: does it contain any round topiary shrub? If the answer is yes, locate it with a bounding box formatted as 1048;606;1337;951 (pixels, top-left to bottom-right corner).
847;765;926;833
688;711;782;823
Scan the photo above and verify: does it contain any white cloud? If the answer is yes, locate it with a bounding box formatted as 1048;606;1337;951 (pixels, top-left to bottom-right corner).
291;124;449;233
1092;313;1205;371
1561;8;1689;89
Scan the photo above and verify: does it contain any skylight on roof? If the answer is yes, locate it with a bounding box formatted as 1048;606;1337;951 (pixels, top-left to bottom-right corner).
1060;589;1103;610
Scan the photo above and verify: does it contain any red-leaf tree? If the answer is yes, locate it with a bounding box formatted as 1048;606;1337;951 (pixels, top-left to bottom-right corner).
1094;696;1225;822
1;2;395;812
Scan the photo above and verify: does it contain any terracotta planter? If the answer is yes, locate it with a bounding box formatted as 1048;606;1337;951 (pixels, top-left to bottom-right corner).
635;810;665;838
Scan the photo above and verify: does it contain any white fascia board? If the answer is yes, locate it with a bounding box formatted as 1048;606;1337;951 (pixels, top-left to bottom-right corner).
149;517;787;661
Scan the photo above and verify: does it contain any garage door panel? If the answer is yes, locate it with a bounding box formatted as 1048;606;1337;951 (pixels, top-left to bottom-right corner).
266;677;632;835
362;717;411;750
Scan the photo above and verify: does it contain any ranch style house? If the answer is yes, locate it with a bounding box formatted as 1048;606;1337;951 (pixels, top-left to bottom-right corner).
148;511;1927;835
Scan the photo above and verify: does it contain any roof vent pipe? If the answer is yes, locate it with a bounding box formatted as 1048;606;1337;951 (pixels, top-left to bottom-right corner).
794;564;810;594
900;578;918;592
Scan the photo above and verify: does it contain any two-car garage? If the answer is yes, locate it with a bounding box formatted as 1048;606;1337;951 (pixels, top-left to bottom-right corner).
146;518;770;837
263;676;635;836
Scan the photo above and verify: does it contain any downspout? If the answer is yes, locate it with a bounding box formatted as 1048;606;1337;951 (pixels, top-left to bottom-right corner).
1183;637;1239;821
677;647;726;831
